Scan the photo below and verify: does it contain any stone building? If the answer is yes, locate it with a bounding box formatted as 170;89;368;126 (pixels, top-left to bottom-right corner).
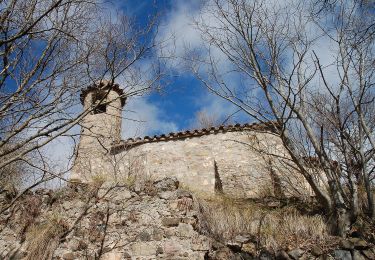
71;80;126;181
72;81;310;198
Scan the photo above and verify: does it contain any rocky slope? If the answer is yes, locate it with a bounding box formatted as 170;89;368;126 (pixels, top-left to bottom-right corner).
0;178;374;260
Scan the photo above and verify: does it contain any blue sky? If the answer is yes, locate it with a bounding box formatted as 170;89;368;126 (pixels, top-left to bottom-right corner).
40;0;359;172
43;0;246;170
116;0;358;138
104;0;247;138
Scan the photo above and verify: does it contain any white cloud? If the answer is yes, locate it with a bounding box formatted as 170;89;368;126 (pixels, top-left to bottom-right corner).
164;2;202;50
159;0;345;100
122;96;178;138
157;1;202;69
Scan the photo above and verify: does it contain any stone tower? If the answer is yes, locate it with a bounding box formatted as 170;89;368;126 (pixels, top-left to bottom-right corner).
71;80;126;182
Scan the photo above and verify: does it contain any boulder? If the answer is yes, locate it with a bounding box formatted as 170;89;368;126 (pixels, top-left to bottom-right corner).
310;245;323;257
349;238;369;250
352;250;366;260
152;227;164;241
162;217;181;227
237;252;254;260
138;230;151;241
234;234;251;244
159;191;176;200
68;240;80;251
211;247;236;260
163;240;183;255
181;217;197;226
176;189;192;198
115;189;132;201
102;252;122;260
154;177;179;192
361;249;375;259
192;235;211;251
341;238;369;251
122;252;131;259
288;248;304;260
130;242;157;256
242;242;256;256
276;250;291;260
62;252;76;260
68;239;87;252
334;249;352;260
156;246;163;255
340;239;354;250
259;250;273;260
177;223;195;238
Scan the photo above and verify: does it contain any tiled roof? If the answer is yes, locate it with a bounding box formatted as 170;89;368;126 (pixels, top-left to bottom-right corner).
110;121;278;154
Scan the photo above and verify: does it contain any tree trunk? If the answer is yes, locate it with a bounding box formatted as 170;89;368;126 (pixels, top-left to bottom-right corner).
330;206;351;237
348;169;359;223
364;176;375;219
327;179;352;236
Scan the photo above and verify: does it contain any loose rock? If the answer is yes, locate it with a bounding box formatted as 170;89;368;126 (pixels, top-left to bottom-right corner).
349;238;369;250
162;217;181;227
288;248;304;260
361;249;375;259
311;245;323;256
276;250;291;260
334;249;352;260
154;177;179;192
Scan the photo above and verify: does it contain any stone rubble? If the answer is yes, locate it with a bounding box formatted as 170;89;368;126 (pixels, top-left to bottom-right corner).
0;177;374;260
0;178;212;260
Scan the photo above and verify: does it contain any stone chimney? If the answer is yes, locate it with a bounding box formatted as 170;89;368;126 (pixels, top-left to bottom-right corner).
71;80;126;182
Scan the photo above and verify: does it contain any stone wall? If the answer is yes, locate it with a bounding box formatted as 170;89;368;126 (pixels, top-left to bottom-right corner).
71;112;120;182
71;89;123;182
113;130;309;198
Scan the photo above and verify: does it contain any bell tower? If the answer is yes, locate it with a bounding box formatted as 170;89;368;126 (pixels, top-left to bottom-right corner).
71;80;126;182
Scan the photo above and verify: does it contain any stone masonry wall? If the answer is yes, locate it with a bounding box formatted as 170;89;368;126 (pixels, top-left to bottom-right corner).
71;89;123;182
113;130;309;198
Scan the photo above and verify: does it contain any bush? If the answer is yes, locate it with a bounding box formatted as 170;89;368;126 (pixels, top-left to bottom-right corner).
196;195;328;251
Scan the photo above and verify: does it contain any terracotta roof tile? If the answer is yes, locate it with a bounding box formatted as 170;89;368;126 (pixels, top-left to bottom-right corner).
110;121;279;154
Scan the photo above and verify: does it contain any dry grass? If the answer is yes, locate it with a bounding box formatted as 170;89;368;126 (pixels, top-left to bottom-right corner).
121;175;136;189
17;196;42;238
196;195;328;251
25;213;68;260
91;173;108;187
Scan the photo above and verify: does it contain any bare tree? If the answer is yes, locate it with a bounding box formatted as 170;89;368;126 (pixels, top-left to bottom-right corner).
0;1;161;191
194;110;220;128
190;0;374;236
